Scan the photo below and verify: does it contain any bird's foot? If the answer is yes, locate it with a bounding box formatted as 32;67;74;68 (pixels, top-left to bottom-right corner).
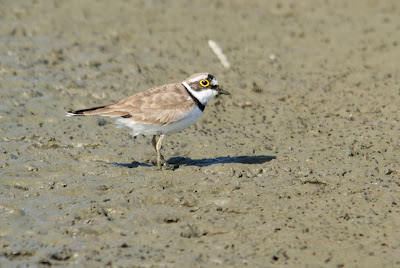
155;156;178;170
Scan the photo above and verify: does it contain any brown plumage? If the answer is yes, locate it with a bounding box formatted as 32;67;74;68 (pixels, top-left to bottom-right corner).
67;73;229;168
68;83;196;125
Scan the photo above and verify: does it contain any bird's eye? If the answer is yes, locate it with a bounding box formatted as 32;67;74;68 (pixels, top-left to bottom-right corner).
199;79;210;87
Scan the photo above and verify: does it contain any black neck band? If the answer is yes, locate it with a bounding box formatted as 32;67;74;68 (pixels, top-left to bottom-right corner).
183;85;205;112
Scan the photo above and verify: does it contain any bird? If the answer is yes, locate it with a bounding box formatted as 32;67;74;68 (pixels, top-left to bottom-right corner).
67;73;230;168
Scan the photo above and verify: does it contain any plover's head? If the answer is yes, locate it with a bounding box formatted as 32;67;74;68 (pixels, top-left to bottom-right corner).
182;73;229;105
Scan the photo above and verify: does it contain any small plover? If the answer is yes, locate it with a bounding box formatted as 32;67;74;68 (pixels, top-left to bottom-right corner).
67;73;229;168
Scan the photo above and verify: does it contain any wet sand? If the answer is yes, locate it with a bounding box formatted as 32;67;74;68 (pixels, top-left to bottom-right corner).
1;0;399;266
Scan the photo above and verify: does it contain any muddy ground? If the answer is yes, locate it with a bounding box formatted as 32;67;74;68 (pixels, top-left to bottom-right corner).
1;0;399;267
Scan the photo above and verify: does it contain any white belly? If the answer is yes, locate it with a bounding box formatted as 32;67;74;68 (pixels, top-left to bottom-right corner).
115;106;203;136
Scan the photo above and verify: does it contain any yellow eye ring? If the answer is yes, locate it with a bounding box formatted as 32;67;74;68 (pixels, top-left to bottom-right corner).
199;79;210;87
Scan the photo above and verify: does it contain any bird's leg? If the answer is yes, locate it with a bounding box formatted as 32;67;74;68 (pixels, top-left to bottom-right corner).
156;134;165;168
151;135;157;151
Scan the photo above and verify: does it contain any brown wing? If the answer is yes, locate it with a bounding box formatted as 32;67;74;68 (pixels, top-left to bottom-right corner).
69;83;196;125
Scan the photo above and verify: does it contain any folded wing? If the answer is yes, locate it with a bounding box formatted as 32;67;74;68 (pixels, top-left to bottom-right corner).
67;83;195;125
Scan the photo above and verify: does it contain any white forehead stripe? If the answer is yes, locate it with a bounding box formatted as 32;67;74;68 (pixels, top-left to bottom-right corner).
187;75;219;87
187;74;208;83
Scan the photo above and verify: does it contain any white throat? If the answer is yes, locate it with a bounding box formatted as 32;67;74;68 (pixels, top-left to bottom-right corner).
182;81;217;105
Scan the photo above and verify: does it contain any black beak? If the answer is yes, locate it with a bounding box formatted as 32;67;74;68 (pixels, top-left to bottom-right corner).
218;88;230;95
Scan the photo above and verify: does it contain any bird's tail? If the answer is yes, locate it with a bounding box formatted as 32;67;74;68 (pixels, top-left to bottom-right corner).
67;105;131;117
66;105;107;116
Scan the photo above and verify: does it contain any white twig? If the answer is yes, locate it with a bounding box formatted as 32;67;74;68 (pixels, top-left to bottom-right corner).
208;40;230;69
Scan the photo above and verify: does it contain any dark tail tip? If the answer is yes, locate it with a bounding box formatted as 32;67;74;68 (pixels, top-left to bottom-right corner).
66;110;84;116
66;105;107;116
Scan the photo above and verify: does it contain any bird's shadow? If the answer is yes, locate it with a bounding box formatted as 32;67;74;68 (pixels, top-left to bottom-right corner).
111;155;276;169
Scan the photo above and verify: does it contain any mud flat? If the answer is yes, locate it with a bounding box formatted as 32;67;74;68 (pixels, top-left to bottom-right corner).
1;0;399;266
